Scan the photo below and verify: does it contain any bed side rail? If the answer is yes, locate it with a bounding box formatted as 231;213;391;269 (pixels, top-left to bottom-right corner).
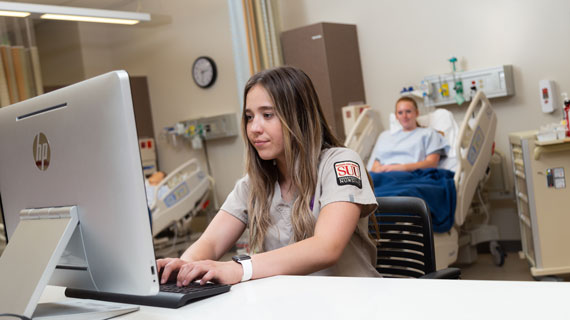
344;108;382;165
151;158;201;205
453;91;497;226
150;158;211;236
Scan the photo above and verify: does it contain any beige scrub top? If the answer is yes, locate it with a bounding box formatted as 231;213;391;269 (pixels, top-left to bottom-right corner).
221;147;380;277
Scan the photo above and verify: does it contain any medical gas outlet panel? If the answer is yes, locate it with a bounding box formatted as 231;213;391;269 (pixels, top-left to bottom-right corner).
424;65;514;107
182;113;239;141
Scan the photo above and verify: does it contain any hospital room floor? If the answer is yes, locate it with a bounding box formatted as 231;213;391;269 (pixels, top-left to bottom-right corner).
456;252;535;281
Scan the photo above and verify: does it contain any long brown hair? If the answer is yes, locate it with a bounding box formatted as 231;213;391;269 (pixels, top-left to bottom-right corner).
242;66;342;253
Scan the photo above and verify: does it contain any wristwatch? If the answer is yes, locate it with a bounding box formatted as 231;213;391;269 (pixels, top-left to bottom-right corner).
232;254;252;282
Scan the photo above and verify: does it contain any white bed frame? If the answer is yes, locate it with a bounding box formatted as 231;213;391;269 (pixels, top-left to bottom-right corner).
149;159;213;257
345;91;498;269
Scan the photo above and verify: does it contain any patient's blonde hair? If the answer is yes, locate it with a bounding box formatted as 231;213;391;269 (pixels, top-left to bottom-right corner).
395;96;418;111
241;66;342;253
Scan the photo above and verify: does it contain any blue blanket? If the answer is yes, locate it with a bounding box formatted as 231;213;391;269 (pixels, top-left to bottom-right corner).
370;169;456;233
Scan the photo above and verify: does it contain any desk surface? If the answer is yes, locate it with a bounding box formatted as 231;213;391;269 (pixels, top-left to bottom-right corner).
41;276;570;319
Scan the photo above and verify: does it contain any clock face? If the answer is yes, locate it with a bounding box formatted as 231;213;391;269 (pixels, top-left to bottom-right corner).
192;56;217;88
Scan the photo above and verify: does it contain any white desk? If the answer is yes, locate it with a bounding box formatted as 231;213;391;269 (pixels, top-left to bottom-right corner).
41;276;570;319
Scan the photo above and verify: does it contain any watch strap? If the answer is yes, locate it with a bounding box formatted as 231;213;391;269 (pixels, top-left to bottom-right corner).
238;258;252;282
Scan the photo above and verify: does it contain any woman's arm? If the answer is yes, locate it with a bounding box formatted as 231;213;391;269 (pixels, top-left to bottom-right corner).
156;210;245;283
173;201;362;285
250;201;361;277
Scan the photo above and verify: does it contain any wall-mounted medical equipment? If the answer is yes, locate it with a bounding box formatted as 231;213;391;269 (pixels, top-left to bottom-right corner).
181;113;239;141
139;138;157;176
423;65;515;107
539;80;556;113
400;80;431;100
162;112;239;148
509;131;570;278
448;57;465;105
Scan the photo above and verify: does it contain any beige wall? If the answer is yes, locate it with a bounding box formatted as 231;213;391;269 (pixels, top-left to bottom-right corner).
104;0;246;204
35;20;85;86
37;0;245;203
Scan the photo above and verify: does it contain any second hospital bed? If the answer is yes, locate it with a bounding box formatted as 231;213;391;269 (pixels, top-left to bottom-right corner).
146;158;214;257
345;91;499;270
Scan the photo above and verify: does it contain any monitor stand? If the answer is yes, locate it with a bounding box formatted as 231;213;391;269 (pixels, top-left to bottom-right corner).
0;206;138;319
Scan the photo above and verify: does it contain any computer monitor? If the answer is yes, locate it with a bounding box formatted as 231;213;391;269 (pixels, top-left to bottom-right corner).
0;71;159;317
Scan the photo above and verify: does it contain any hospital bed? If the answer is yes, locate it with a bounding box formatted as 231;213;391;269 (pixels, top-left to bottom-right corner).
147;158;214;258
346;91;500;269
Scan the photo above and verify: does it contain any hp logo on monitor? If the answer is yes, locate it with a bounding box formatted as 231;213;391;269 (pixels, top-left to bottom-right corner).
33;132;51;171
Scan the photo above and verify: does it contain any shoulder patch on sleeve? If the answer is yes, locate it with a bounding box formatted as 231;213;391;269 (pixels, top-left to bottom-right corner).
334;161;362;189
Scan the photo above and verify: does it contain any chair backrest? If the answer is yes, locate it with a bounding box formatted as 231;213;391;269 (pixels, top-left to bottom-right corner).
369;196;436;278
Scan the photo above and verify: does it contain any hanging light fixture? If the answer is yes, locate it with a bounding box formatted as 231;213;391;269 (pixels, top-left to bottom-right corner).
0;1;150;25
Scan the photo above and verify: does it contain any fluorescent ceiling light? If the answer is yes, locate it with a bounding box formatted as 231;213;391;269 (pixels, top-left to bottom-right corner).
0;1;150;25
0;10;30;17
41;14;139;25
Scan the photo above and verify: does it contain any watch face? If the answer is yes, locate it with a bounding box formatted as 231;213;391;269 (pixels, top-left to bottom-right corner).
232;254;251;262
192;56;217;88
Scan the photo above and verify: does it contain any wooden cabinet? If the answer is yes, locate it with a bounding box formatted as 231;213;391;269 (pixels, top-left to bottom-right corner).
129;76;155;139
45;76;154;140
281;22;366;140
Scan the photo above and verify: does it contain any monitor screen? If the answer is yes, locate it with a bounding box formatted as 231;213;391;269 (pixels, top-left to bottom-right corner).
0;71;159;297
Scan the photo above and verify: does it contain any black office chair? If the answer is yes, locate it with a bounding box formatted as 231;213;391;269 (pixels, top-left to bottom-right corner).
369;196;461;279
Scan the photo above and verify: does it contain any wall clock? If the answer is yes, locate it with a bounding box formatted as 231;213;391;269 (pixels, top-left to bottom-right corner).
192;56;217;88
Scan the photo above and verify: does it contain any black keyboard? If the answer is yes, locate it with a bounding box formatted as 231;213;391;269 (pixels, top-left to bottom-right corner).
65;282;231;308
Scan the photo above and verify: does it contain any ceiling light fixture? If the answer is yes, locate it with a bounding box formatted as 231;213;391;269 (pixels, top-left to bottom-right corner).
0;1;150;25
0;9;30;17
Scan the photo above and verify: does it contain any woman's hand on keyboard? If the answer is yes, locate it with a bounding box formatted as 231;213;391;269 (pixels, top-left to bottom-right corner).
156;257;185;284
157;257;242;286
176;260;242;286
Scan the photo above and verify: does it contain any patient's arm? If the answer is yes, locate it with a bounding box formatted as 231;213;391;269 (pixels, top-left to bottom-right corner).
370;159;383;172
371;153;441;172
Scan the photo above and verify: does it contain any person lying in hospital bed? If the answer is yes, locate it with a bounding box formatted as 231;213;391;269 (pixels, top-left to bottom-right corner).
365;96;456;232
367;96;450;173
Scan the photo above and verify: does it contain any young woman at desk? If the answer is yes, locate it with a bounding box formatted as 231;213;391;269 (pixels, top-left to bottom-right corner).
367;96;449;173
157;66;379;286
